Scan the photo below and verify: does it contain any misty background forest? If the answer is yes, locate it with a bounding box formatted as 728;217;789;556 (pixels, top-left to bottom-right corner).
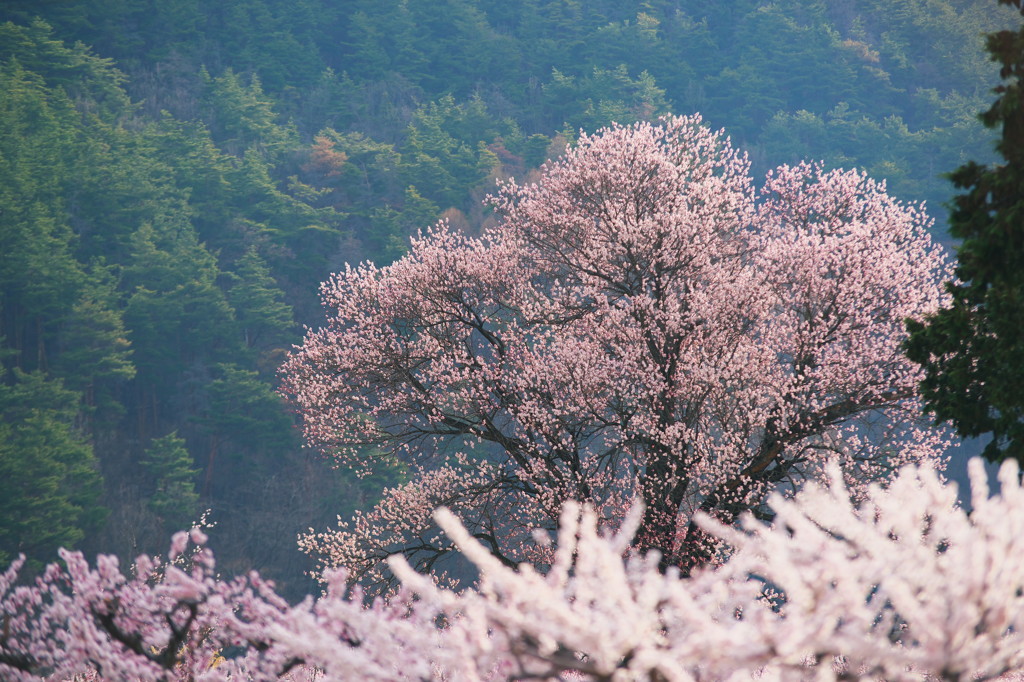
0;0;1015;599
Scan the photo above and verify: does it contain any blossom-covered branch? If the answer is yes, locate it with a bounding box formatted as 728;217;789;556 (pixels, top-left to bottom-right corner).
3;458;1024;680
394;458;1024;681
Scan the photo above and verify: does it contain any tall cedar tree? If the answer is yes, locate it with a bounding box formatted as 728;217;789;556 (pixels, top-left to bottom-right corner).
905;0;1024;463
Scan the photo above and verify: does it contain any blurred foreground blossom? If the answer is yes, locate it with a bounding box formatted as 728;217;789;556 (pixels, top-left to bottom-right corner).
2;458;1023;681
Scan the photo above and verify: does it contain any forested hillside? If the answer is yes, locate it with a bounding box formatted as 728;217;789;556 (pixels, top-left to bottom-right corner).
0;0;1014;598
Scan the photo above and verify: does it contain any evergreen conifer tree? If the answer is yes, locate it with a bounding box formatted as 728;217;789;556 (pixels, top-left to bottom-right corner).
906;0;1024;463
141;431;199;533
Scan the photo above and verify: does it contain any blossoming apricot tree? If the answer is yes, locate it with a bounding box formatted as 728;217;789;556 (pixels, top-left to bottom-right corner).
280;114;951;586
3;457;1024;681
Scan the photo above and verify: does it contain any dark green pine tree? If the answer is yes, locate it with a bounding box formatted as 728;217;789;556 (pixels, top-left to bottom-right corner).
199;66;298;160
226;246;294;354
141;431;200;534
905;0;1024;463
196;362;296;502
0;369;105;567
53;279;136;415
122;220;237;380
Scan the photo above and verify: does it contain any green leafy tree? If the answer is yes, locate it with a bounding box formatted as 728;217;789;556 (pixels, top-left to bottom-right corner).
366;186;440;263
297;129;431;264
226;246;294;355
404;0;516;94
541;65;668;134
62;115;195;268
197;363;296;503
122;220;238;407
906;0;1024;463
227;149;342;274
202;363;294;458
0;370;105;567
0;59;84;367
0;19;130;119
199;67;298;159
702;2;859;140
299;129;402;207
52;285;135;413
401;95;500;208
146;115;236;249
141;431;199;534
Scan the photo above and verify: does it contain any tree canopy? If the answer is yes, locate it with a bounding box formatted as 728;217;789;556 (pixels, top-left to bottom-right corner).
283;116;951;587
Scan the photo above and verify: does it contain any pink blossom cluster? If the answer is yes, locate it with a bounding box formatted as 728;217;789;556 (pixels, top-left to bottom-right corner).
0;526;440;681
391;457;1024;681
3;458;1024;681
280;114;953;580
